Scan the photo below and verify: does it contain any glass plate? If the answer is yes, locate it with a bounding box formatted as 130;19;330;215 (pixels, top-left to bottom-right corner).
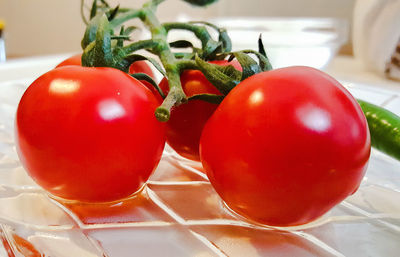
0;64;400;257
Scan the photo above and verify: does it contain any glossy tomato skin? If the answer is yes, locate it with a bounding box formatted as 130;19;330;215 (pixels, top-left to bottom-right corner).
128;59;155;78
160;60;241;161
200;66;371;226
16;66;166;202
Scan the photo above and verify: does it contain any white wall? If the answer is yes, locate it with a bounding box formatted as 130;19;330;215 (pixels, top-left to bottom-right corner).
218;0;355;18
0;0;355;57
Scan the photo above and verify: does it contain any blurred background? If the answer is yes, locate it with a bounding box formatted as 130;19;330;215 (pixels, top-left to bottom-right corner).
0;0;355;58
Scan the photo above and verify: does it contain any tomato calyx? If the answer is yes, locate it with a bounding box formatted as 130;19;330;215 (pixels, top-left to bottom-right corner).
193;37;273;96
79;0;272;122
80;0;245;122
163;21;231;61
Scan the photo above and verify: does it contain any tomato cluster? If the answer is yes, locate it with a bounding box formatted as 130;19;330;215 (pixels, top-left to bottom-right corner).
16;50;370;226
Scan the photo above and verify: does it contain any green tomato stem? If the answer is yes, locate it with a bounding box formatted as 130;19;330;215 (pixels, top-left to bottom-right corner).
80;0;89;25
140;0;187;122
195;55;239;95
163;22;212;49
122;39;159;54
109;9;143;28
176;59;199;70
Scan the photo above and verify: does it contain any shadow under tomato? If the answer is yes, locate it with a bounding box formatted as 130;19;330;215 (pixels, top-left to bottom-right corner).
55;187;174;225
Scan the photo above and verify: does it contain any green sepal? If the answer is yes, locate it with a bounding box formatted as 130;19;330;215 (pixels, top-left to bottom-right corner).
190;21;232;53
217;64;242;81
99;0;110;7
174;52;195;59
116;26;125;47
195;55;239;95
163;22;217;58
130;73;165;98
82;13;102;49
123;26;138;36
188;93;224;104
122;39;158;55
82;42;96;67
115;7;131;13
242;50;273;71
110;46;129;71
81;14;114;67
92;14;113;67
255;35;273;71
169;40;194;48
109;9;142;28
115;25;137;47
232;52;261;80
123;54;166;77
107;4;120;21
202;40;222;60
90;0;98;20
258;34;267;57
111;35;130;40
218;29;232;53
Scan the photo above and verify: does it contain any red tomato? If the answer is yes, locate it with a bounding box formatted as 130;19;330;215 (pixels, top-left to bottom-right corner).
16;66;165;202
128;59;155;78
200;66;371;226
159;60;241;161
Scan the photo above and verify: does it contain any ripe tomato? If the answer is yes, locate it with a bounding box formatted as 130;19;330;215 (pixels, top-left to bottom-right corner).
159;60;241;161
200;66;371;226
15;66;165;202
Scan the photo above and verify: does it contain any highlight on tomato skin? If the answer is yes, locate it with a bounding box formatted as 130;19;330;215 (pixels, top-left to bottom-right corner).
199;66;371;227
15;65;166;203
160;60;242;161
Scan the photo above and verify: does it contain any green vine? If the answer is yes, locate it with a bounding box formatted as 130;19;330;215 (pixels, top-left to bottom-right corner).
80;0;272;122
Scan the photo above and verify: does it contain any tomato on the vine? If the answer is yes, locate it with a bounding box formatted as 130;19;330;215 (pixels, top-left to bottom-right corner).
16;66;165;202
159;60;241;161
56;54;160;98
200;66;371;226
56;54;155;78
